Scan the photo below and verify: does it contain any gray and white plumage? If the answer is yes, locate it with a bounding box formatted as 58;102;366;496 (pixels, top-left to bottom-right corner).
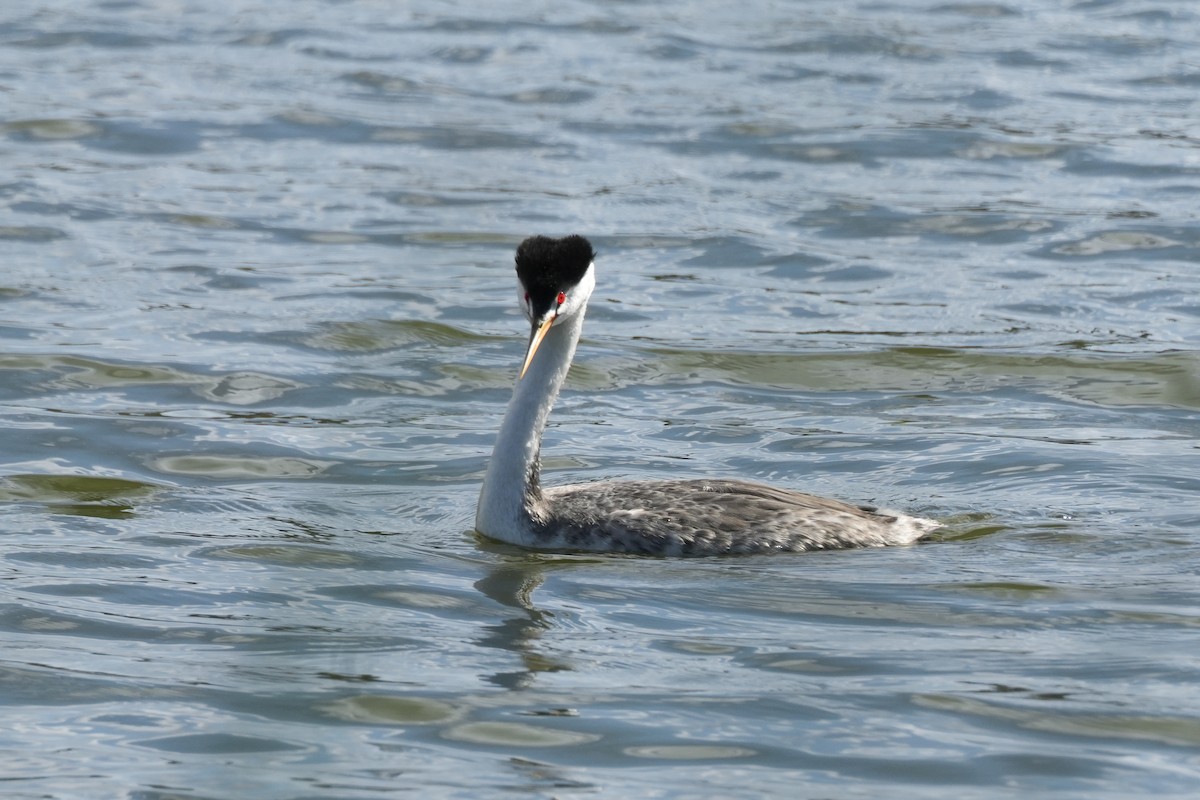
475;235;940;557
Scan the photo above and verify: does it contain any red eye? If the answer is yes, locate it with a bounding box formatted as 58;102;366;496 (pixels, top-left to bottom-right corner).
523;291;530;302
556;291;566;305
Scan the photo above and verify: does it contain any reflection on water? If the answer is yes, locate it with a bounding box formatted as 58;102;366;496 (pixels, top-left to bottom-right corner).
2;0;1199;797
474;561;562;691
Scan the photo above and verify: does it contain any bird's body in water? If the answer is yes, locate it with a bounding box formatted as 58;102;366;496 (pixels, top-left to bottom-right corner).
475;235;940;556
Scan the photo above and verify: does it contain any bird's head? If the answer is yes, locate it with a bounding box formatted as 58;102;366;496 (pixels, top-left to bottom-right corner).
514;235;595;378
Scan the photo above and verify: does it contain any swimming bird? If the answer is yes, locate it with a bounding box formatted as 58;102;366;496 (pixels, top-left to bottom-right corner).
475;235;940;556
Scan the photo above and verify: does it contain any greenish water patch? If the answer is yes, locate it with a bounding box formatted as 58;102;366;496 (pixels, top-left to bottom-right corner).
0;355;301;405
200;545;362;568
303;319;484;352
624;744;756;760
150;455;330;479
915;694;1200;748
441;721;600;747
136;733;303;754
0;474;160;517
634;347;1200;408
167;213;239;230
0;225;67;241
937;581;1062;597
4;118;102;140
319;695;462;725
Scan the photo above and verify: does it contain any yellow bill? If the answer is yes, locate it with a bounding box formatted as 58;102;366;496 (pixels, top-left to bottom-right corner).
519;315;556;379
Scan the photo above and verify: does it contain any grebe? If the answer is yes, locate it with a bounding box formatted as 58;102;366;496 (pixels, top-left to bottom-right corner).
475;235;940;556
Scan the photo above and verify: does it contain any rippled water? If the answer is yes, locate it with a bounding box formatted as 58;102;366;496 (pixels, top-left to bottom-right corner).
2;1;1199;797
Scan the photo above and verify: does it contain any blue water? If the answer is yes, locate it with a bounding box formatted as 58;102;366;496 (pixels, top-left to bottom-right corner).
2;1;1199;797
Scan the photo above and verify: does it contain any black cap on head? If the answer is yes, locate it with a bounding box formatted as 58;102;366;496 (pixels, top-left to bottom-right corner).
515;235;594;317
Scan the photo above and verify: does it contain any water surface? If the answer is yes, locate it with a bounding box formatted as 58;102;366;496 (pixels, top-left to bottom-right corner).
2;1;1199;798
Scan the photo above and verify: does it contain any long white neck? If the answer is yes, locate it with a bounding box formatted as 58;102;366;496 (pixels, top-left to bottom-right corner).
475;305;587;545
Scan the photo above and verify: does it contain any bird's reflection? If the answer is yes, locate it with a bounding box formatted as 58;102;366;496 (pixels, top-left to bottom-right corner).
472;555;573;690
